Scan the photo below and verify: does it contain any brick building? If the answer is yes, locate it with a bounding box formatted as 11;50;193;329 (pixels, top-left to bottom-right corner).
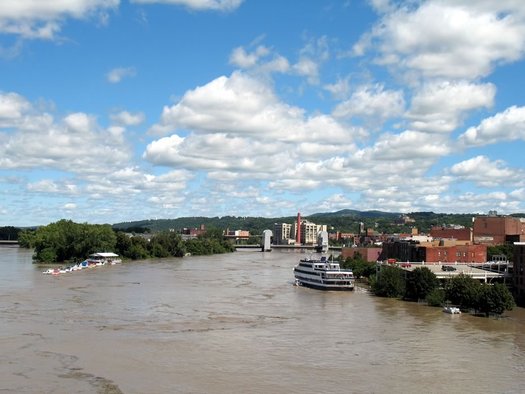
181;224;206;238
514;242;525;306
341;247;382;262
380;240;487;264
430;226;471;241
473;216;525;245
423;244;487;264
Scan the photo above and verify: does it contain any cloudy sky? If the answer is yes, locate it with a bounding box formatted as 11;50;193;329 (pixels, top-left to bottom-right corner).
1;0;525;226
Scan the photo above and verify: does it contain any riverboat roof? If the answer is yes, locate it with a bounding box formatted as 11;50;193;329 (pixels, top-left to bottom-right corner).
89;252;119;257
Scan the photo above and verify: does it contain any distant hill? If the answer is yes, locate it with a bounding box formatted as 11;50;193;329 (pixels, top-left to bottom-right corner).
112;210;492;235
310;209;399;219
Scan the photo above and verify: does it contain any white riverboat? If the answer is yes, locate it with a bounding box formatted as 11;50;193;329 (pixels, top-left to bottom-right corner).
294;256;354;291
86;252;122;265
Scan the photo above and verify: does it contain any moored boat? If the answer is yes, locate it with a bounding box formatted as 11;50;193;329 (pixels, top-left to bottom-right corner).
86;252;122;265
293;256;354;291
42;252;121;275
443;306;461;314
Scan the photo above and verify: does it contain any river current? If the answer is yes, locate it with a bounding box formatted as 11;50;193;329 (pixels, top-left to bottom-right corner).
1;246;524;393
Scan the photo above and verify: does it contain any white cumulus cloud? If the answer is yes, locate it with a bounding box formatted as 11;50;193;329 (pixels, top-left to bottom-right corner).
449;156;524;187
459;105;525;147
333;83;405;124
354;1;525;79
0;0;118;39
408;81;496;133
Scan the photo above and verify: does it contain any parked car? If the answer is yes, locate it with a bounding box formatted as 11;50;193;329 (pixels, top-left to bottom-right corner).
441;265;456;271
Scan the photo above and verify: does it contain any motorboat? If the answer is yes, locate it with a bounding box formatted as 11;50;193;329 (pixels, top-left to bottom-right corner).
443;306;461;314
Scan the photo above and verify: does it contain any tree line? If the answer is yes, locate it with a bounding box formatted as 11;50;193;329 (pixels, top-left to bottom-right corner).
372;265;515;316
18;219;235;263
340;254;515;317
0;226;22;240
111;210;488;237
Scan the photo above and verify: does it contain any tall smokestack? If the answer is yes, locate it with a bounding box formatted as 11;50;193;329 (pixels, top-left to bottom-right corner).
296;212;301;245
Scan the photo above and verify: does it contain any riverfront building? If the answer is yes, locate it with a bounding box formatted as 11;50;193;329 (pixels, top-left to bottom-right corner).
380;240;487;264
273;223;293;245
341;247;382;263
430;225;472;241
274;213;327;245
473;215;525;245
514;242;525;305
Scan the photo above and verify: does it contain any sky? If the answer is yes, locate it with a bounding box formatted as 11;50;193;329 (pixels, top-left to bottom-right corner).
1;0;525;227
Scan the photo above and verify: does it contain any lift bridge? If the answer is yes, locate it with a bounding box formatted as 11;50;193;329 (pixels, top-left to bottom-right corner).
234;230;331;253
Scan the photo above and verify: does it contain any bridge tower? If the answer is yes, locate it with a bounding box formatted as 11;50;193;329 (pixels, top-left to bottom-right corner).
262;229;273;252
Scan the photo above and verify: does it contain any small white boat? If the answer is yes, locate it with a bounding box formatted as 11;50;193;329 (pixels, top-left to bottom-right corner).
443;306;461;314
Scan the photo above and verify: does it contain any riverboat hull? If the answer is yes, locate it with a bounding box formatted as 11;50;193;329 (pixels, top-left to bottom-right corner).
295;279;354;291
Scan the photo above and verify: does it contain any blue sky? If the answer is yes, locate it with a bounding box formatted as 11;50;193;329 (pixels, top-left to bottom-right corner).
1;0;525;227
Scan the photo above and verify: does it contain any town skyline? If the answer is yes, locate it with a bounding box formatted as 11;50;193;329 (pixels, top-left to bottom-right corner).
1;1;525;227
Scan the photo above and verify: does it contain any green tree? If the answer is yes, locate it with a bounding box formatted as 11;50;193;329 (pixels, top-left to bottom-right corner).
487;244;513;261
127;236;149;260
28;220;117;263
404;267;439;301
426;288;446;306
445;274;480;310
0;226;21;240
115;231;133;257
476;283;515;316
149;231;186;257
372;265;406;298
18;229;36;248
341;253;375;279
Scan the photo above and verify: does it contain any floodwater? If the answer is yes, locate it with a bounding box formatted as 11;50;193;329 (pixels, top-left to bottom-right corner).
1;246;525;394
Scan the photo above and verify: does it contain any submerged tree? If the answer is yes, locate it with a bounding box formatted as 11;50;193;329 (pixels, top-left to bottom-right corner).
372;265;406;298
445;274;480;310
341;253;375;279
476;283;515;316
404;267;439;301
29;220;116;263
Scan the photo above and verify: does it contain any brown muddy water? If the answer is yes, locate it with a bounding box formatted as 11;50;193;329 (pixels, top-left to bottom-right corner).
1;246;525;393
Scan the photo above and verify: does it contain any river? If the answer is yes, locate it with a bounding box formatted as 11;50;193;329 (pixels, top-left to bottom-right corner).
1;246;524;393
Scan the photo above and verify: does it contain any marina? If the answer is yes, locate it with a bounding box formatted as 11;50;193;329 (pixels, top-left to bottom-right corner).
42;252;121;275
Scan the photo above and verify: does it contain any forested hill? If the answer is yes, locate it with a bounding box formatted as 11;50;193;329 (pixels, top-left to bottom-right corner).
111;210;518;235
